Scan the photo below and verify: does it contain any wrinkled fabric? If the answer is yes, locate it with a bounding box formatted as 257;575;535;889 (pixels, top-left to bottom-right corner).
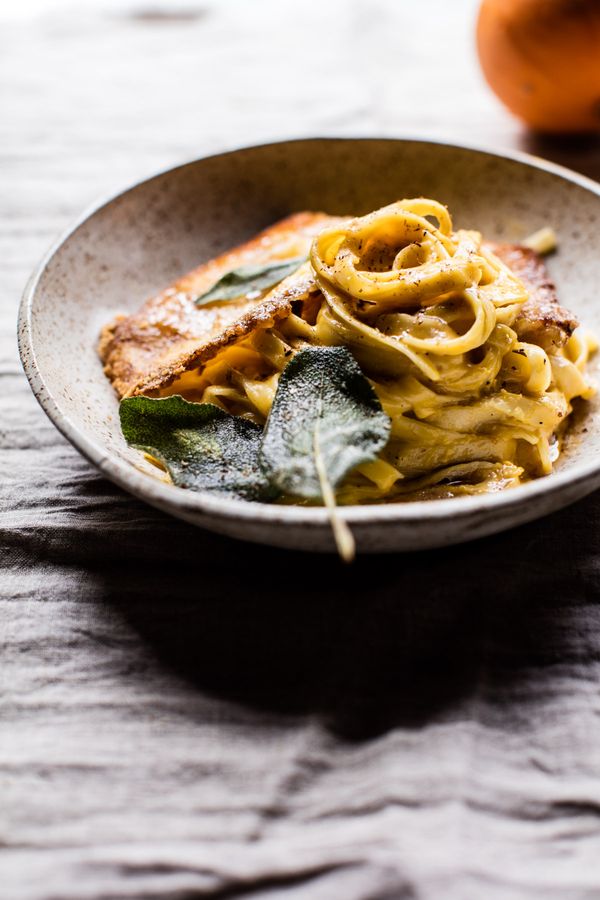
5;379;600;899
3;1;600;898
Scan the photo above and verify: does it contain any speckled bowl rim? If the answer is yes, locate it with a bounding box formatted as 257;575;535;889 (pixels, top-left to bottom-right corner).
18;136;600;534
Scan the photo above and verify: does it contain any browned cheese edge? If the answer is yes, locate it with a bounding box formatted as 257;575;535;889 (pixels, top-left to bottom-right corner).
488;242;578;350
98;211;337;398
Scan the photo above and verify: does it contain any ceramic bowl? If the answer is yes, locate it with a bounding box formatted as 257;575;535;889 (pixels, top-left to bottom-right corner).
18;138;600;552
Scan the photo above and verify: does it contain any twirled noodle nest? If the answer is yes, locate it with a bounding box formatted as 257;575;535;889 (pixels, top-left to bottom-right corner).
167;199;597;502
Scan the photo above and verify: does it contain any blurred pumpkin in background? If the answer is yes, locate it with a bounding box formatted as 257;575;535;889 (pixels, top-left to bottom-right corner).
477;0;600;132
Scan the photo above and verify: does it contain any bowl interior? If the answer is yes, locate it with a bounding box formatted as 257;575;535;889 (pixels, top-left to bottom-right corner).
23;138;600;528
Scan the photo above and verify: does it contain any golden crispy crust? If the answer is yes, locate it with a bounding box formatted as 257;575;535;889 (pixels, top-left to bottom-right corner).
489;243;578;350
99;211;337;397
132;269;317;396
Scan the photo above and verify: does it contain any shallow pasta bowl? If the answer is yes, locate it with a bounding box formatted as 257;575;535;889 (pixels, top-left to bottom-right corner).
18;138;600;553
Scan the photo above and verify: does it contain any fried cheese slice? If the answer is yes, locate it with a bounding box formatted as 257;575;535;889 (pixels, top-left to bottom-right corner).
490;243;578;350
99;211;338;398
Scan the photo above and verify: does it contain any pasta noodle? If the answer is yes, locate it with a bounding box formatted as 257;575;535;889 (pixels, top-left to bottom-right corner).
158;199;597;503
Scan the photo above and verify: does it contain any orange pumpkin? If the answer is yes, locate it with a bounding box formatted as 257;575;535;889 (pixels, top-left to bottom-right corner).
476;0;600;132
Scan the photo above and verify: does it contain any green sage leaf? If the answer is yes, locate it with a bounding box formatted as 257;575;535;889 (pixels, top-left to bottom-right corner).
120;395;274;501
195;256;307;307
260;346;391;561
260;346;391;499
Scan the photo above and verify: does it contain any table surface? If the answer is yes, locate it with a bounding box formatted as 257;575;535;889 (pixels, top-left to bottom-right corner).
3;1;600;898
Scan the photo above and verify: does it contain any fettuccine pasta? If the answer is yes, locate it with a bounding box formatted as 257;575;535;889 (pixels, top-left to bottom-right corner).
154;199;597;503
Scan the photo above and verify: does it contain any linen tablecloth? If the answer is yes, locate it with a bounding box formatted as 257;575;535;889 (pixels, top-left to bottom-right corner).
3;1;600;897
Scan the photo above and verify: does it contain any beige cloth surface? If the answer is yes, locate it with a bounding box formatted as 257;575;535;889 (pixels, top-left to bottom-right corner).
3;1;600;897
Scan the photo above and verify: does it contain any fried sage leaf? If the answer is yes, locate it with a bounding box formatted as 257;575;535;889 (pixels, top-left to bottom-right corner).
120;395;274;501
261;346;391;497
195;256;307;307
260;346;391;560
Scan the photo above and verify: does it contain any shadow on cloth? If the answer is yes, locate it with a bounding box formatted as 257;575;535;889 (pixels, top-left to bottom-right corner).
84;488;599;740
518;131;600;182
